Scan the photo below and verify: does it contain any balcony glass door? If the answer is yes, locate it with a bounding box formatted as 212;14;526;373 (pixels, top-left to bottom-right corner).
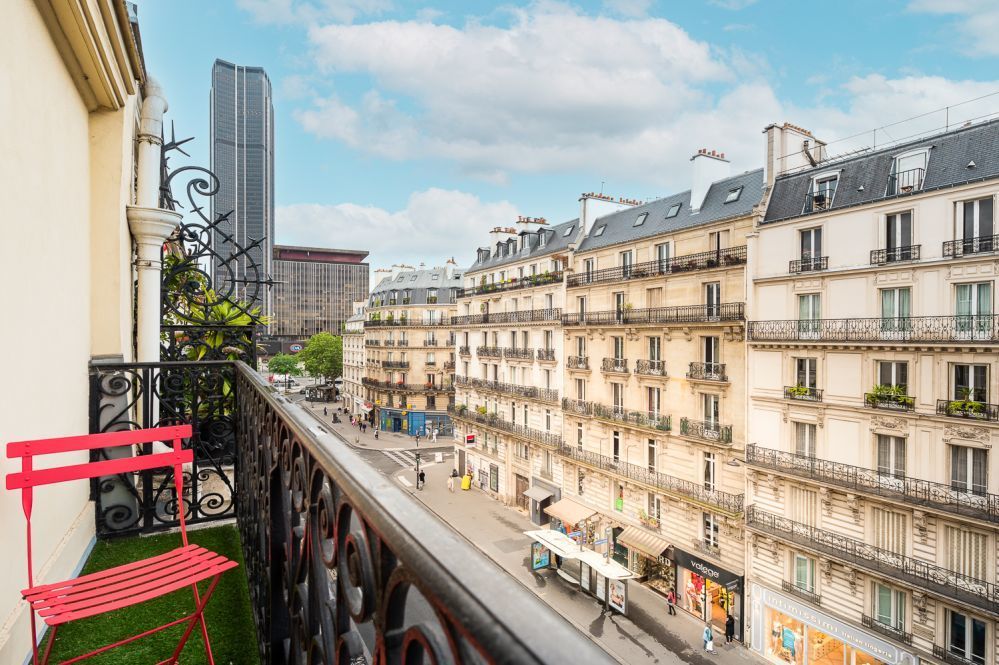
876;435;906;489
951;445;987;497
954;364;988;403
800;228;822;268
614;292;626;323
620;250;633;279
705;282;720;319
955;282;992;339
797;294;821;338
880;288;911;337
703;394;719;434
794;422;816;459
948;610;986;665
962;198;994;254
886;211;913;260
655;242;670;274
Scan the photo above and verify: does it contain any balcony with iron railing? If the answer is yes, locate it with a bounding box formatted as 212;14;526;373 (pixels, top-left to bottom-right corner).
382;360;411;369
746;505;999;615
567;355;589;370
563;302;744;326
936;398;999;421
537;348;557;362
601;357;629;374
803;189;835;214
934;645;985;665
781;580;822;606
447;405;563;448
504;347;534;361
871;245;921;265
864;390;915;412
555;444;743;514
784;386;823;402
861;615;913;646
789;256;828;273
747;444;999;525
457;271;563;298
443;360;455;370
635;359;667;378
423;339;439;347
687;362;727;382
458;345;471;355
887;167;925;195
566;246;747;288
454;376;559;403
679;418;733;444
748;315;999;344
563;398;672;434
365;339;381;346
365;318;450;328
943;235;999;258
476;346;503;358
451;308;562;326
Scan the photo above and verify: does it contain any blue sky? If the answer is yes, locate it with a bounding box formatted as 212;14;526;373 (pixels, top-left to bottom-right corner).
135;0;999;269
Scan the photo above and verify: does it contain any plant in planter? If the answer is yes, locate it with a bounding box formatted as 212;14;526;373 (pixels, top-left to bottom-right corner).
946;388;985;417
386;312;395;322
457;403;468;415
706;258;719;268
475;405;488;415
866;384;913;408
788;384;812;398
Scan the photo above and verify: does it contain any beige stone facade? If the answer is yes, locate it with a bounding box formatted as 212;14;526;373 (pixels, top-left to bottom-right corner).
342;301;367;415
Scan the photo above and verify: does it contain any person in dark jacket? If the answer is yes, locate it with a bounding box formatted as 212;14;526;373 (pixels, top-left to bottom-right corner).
725;614;735;644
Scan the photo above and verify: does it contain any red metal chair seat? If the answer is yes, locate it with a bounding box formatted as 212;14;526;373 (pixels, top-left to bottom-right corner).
24;544;237;626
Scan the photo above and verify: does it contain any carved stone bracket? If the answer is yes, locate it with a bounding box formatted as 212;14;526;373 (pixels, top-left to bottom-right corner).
819;558;833;583
766;473;783;501
913;510;928;542
912;591;928;624
818;487;832;516
870;415;907;432
846;567;860;595
846;493;861;523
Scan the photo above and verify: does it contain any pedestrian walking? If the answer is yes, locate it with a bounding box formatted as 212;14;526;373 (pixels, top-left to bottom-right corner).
448;468;458;492
417;469;426;490
703;625;715;654
374;428;379;440
431;427;438;443
667;588;677;615
725;615;735;644
415;432;420;446
323;406;328;416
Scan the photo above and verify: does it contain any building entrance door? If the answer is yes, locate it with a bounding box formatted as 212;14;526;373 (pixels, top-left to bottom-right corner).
392;417;402;432
515;474;529;511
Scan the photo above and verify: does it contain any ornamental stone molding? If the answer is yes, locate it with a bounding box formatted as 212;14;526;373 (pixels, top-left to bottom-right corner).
870;415;907;431
913;510;928;541
912;591;928;624
818;487;832;516
942;424;991;446
846;493;861;522
819;558;833;583
846;567;860;594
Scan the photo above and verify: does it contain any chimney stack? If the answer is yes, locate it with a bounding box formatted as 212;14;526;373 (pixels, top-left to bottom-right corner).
763;122;827;188
690;149;731;212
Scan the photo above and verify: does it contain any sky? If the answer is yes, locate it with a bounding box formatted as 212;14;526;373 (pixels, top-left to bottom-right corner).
135;0;999;270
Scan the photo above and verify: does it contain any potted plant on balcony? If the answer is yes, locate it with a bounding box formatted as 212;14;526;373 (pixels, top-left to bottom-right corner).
865;384;913;409
475;405;488;416
788;384;811;398
946;388;985;417
457;403;468;415
386;312;394;322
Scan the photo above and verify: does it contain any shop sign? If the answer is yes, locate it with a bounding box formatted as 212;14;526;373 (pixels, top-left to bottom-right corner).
673;547;742;588
531;542;550;570
757;586;916;665
608;579;627;614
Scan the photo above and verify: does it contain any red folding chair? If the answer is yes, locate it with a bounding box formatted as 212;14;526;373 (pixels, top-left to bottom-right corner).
5;424;239;665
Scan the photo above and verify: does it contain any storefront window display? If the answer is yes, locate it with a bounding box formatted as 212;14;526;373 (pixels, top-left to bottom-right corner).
765;609;887;665
675;548;743;640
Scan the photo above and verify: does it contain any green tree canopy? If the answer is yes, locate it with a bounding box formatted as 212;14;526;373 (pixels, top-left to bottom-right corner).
299;333;342;383
267;353;301;377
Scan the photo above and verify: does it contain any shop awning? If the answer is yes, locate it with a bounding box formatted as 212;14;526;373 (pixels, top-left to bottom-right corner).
576;550;634;580
616;526;670;559
523;486;554;502
524;530;582;559
544;498;596;526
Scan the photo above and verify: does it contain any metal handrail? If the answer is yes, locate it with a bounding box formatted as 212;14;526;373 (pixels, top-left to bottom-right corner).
566;246;747;288
635;359;667;377
789;256;828;273
687;362;727;382
679;418;733;444
447;405;563;447
454;376;559;403
781;580;822;606
784;386;823;401
943;235;999;258
563;302;744;326
748;315;999;343
537;348;557;362
457;271;563;298
887;167;925;195
365;318;449;328
504;348;534;360
451;308;562;326
601;357;629;373
567;356;589;370
936;399;999;421
476;346;503;358
862;614;913;645
871;245;921;265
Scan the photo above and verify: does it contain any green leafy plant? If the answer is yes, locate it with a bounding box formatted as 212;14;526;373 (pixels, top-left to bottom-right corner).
866;384;913;408
788;384;811;398
475;405;488;415
267;353;301;377
947;388;985;417
298;333;342;383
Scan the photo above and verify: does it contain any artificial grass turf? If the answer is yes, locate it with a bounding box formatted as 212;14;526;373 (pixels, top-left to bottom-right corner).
40;524;258;664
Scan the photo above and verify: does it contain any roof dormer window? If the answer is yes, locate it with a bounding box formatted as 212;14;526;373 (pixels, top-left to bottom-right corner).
539;230;547;247
888;148;929;195
666;203;681;218
562;224;574;237
805;172;839;213
594;225;606;237
724;186;743;203
634;212;648;227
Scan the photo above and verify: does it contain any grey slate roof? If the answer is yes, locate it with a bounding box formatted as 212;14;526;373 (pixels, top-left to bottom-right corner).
465;218;582;273
369;267;463;306
764;118;999;224
576;169;764;253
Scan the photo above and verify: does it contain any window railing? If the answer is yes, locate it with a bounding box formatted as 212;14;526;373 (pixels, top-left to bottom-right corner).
864;392;915;412
593;402;671;432
747;505;999;614
861;615;912;646
447;405;563;448
383;340;396;346
537;348;556;362
943;235;999;258
804;190;835;213
871;245;921;265
457;271;563;298
504;348;534;360
566;246;747;288
451;308;562;326
362;378;454;393
784;386;823;402
365;340;381;346
423;339;439;347
887;167;925;195
476;346;503;358
382;360;410;369
679;418;733;444
454;376;558;403
635;359;667;377
789;256;828;273
365;318;449;328
934;645;985;665
601;357;629;373
746;444;999;525
562;302;744;326
748;315;999;343
443;361;455;370
567;355;589;370
781;580;822;606
687;362;727;382
936;399;999;421
458;345;471;355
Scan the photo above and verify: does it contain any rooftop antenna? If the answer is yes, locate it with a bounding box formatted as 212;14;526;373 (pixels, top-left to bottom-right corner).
600;180;605;195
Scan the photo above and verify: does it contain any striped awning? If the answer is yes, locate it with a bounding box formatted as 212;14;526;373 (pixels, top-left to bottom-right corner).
616;526;670;559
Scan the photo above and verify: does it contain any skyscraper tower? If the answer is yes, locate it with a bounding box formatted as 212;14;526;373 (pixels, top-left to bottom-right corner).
210;59;275;315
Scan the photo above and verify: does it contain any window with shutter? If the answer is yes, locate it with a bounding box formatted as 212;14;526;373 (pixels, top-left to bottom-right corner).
872;508;907;555
790;487;817;526
946;526;988;581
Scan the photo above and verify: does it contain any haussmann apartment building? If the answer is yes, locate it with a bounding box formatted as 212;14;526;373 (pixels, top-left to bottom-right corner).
745;120;999;665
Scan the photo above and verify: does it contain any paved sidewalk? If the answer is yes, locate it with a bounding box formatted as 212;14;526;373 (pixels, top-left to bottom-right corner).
296;399;450;451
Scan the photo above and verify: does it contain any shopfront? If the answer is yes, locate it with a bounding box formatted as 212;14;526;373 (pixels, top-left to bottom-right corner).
379;407;408;433
673;547;744;641
615;526;673;596
750;586;918;665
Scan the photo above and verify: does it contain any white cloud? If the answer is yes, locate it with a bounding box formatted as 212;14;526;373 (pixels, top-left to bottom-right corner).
908;0;999;56
276;188;519;268
236;0;392;25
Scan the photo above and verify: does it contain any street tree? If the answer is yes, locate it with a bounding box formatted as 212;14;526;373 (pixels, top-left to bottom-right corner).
299;332;342;383
268;353;301;377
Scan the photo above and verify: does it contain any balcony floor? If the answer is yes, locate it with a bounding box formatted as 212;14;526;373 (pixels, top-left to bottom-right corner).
41;524;257;664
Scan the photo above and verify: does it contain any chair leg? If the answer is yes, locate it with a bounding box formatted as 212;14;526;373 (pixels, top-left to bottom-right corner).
39;624;57;665
190;580;216;665
161;575;221;665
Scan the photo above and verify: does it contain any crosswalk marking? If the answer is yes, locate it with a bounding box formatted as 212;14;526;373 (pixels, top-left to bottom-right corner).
382;449;436;470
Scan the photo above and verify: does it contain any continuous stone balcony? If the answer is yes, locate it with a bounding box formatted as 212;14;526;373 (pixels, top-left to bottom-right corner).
454;376;559;403
566;246;747;288
451;308;561;326
448;405;562;448
562;303;744;326
748;315;999;344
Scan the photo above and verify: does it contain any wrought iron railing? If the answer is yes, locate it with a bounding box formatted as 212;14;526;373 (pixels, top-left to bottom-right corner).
562;398;593;416
748;315;999;343
936;399;999;421
448;406;563;448
781;580;821;606
537;348;557;362
443;361;455;370
746;444;999;523
747;505;999;614
679;418;732;444
563;302;744;326
803;190;835;213
384;340;397;346
601;357;629;373
365;340;381;346
423;339;440;347
864;392;915;412
382;360;410;369
789;256;828;273
563;398;672;434
459;345;471;355
235;364;605;663
887;167;925;195
567;355;589;370
943;235;998;258
363;378;454;393
365;318;449;328
454;376;558;402
862;615;912;645
687;362;727;382
457;271;563;297
476;346;503;358
566;246;747;288
555;444;743;513
635;359;667;377
504;347;534;360
934;645;983;665
871;245;921;264
451;308;562;326
784;386;823;401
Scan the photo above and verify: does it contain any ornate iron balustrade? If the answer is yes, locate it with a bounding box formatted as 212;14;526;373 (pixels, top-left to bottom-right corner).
476;346;503;358
944;235;999;258
561;398;593;416
235;364;604;663
566;246;747;288
749;505;999;614
537;348;556;362
748;315;999;343
383;340;397;346
746;444;999;524
789;256;828;273
451;308;562;326
687;362;727;382
454;376;558;402
861;615;912;646
382;360;410;369
784;386;823;401
443;361;455;370
365;318;450;328
363;378;454;393
635;359;667;377
887;167;925;195
458;345;471;355
679;418;732;444
88;361;236;537
423;339;439;347
365;340;381;346
447;406;563;448
555;444;743;513
863;391;915;411
601;357;629;374
781;580;821;606
934;645;983;665
563;302;744;326
457;271;563;297
936;399;999;421
803;190;835;214
592;403;671;433
504;347;534;360
567;355;589;370
871;245;921;265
